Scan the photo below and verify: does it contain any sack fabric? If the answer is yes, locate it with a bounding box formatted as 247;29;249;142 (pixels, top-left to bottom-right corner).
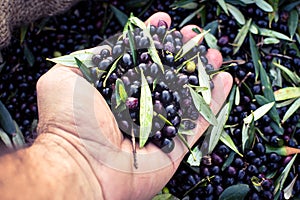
0;0;81;49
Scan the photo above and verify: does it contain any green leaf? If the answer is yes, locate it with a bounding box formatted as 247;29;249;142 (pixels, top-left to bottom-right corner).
254;0;273;12
204;32;219;50
273;61;300;85
125;0;151;8
235;85;240;105
226;3;245;25
208;103;229;154
204;20;219;35
23;43;35;67
283;0;300;11
288;9;299;38
47;51;94;68
110;5;128;27
139;70;153;148
243;102;275;124
263;37;280;44
75;57;94;84
115;79;128;109
126;22;137;66
220;130;243;157
283;174;298;200
218;184;250;200
103;55;122;87
217;0;229;15
20;25;28;44
187;86;218;126
233;19;252;55
222;151;235;171
179;6;204;28
274;154;297;199
0;100;16;136
265;145;287;155
228;84;237;113
282;98;300;123
170;0;198;9
240;0;255;4
257;28;293;41
152;193;172;200
242;120;252;151
187;146;202;166
12;121;26;149
249;34;260;81
259;60;276;102
197;53;211;104
274;87;300;101
175;30;210;61
0;128;13;149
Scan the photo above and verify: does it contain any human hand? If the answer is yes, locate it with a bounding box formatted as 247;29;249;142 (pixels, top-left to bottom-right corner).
34;12;233;199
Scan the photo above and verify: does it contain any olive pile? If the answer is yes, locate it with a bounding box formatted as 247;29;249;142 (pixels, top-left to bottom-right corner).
91;21;214;152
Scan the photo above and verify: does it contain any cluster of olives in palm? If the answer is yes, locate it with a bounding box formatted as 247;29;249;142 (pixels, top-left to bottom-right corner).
91;21;214;152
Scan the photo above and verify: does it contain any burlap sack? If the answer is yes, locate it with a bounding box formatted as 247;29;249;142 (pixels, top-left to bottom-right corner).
0;0;81;49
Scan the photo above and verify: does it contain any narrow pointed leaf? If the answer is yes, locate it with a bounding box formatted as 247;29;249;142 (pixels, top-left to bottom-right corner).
221;151;235;171
128;24;137;66
249;34;260;81
228;84;237;113
179;6;204;28
0;128;13;149
12;121;26;149
75;57;94;84
217;0;229;15
23;43;35;67
283;1;300;12
208;103;229;154
244;102;275;124
257;28;293;41
219;184;250;200
187;146;202;166
242;119;251;152
110;5;128;26
263;37;280;44
233;19;252;55
103;55;122;87
204;32;219;50
235;85;240;105
0;100;16;135
273;62;300;85
47;51;94;68
282;98;300;123
220;130;243;157
152;193;173;200
254;0;273;12
139;70;153;148
283;175;298;200
226;3;245;25
197;54;211;104
274;87;300;101
115;79;128;108
187;86;218;126
259;60;276;102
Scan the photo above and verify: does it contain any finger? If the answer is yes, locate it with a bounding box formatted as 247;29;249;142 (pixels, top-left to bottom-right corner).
145;12;172;28
180;25;203;44
206;48;223;69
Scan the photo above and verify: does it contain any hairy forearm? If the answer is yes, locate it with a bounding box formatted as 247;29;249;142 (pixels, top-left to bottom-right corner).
0;133;102;200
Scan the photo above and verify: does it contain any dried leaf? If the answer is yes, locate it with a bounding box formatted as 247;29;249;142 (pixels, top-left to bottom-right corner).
208;103;229;154
0;100;16;136
282;97;300;123
274;87;300;101
283;174;298;199
218;184;250;200
226;3;245;25
187;86;218;126
139;70;153;148
249;34;260;81
220;130;243;157
187;146;202;166
217;0;229;15
233;19;252;55
254;0;273;12
243;102;275;124
197;53;211;104
47;51;94;68
110;5;128;27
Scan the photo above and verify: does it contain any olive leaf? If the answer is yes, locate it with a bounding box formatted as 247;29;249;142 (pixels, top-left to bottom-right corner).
235;85;240;105
47;51;94;68
282;97;300;123
220;130;243;157
204;32;219;50
0;128;13;149
217;0;229;15
197;53;211;104
227;84;236;113
274;87;300;101
283;174;298;200
263;37;280;45
187;146;202;166
273;154;297;200
256;28;294;42
75;57;94;85
0;100;16;136
110;5;128;27
207;103;229;154
242;117;255;151
233;19;252;55
23;43;35;67
123;20;137;66
249;34;260;81
12;121;26;149
103;55;122;87
175;30;210;61
187;85;218;126
152;193;173;200
115;78;128;109
254;0;273;12
170;0;198;10
178;132;197;161
20;25;28;45
218;184;250;200
221;151;235;171
243;102;275;124
179;6;205;28
226;3;245;25
283;1;300;12
139;70;153;148
273;61;300;85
